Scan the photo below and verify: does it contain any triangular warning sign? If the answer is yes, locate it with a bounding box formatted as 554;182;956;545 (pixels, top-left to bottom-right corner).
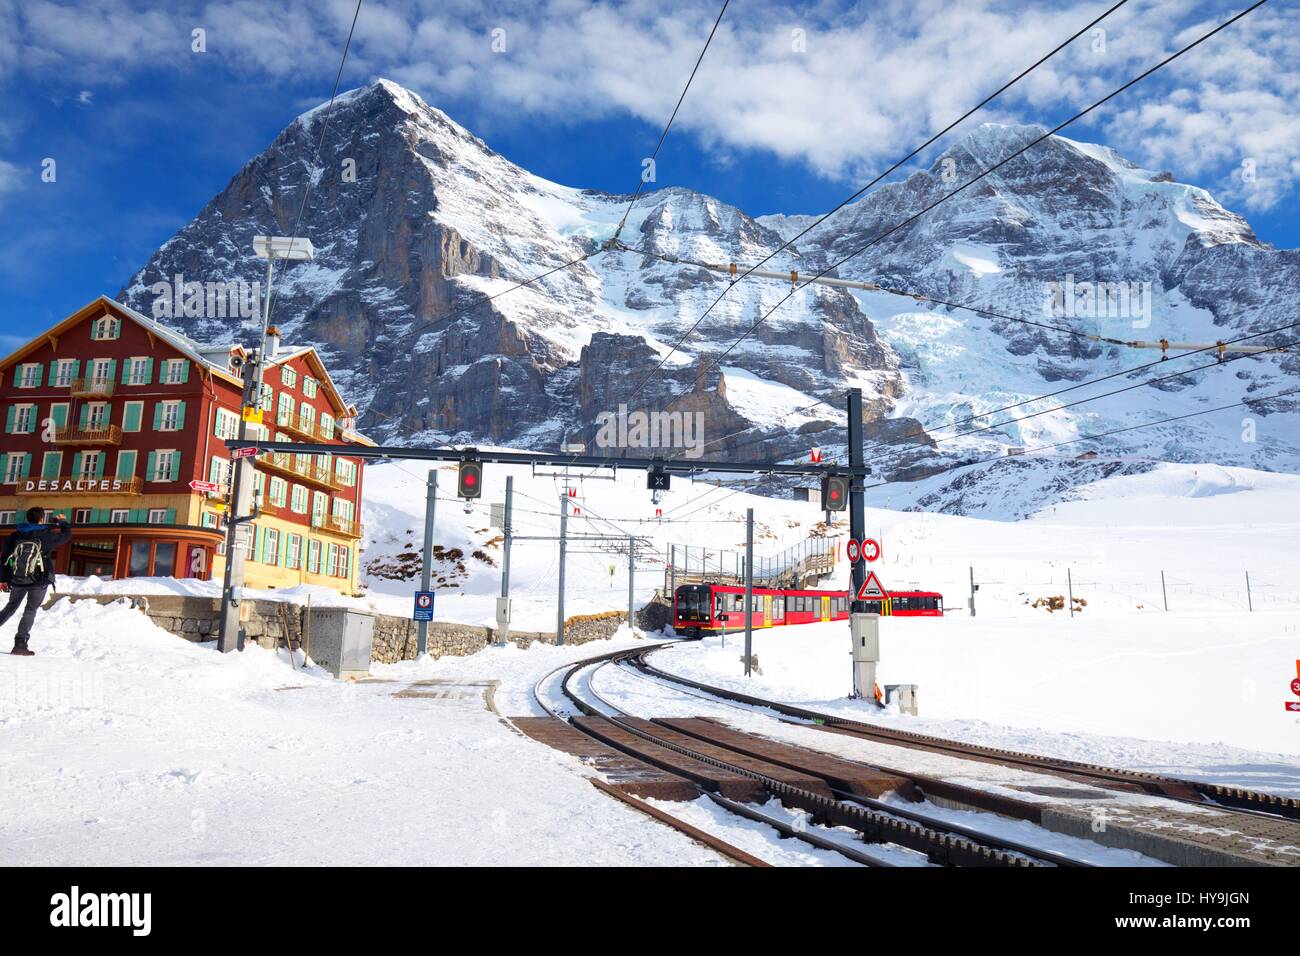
856;570;888;601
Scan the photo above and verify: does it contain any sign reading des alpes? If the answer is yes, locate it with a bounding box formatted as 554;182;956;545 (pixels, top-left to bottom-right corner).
23;478;126;494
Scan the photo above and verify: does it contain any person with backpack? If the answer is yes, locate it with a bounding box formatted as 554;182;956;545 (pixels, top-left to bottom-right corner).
0;507;73;656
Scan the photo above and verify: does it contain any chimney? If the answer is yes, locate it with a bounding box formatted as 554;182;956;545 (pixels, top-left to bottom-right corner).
265;325;282;359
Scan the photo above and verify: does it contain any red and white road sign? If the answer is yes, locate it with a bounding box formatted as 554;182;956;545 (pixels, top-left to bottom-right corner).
189;479;220;494
1286;702;1300;713
856;570;888;601
1291;677;1300;697
231;445;257;460
809;448;822;463
860;538;881;562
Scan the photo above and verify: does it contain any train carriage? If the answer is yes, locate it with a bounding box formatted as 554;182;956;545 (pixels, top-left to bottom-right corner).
673;583;941;635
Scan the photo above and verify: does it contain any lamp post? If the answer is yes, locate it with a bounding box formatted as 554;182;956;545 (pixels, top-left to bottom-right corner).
217;236;315;652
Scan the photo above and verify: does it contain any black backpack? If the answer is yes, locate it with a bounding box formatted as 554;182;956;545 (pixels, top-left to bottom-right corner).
7;538;45;587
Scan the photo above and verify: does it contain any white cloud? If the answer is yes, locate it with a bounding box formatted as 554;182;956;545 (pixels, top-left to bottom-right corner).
3;0;1297;211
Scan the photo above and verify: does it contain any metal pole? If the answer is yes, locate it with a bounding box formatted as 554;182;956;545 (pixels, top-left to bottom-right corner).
1161;570;1168;611
1067;568;1074;618
744;507;754;677
497;475;513;646
556;495;568;646
669;543;676;605
218;253;276;653
847;389;866;611
627;535;636;633
417;469;437;656
969;566;977;618
1246;571;1253;612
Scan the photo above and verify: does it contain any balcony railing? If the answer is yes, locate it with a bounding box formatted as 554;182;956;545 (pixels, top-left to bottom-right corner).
312;514;363;539
70;377;115;398
255;452;348;492
53;424;121;445
23;475;143;495
278;415;338;444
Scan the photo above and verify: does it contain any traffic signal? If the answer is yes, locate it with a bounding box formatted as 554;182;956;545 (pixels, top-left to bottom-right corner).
821;473;849;511
457;459;483;498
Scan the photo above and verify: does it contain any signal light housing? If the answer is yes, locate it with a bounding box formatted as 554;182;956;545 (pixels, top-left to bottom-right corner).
457;459;483;499
821;473;849;512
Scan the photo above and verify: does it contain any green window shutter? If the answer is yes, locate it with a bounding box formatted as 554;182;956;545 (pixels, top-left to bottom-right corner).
94;454;106;478
116;450;136;479
120;360;132;385
165;508;176;525
41;453;60;480
169;452;182;481
48;361;59;383
253;527;264;564
32;366;43;387
178;360;190;383
144;357;154;384
175;400;186;431
106;359;117;384
0;453;7;478
19;454;31;479
72;452;83;477
51;404;68;429
146;451;157;481
152;403;164;430
70;359;81;380
122;402;141;432
128;508;144;523
3;406;14;433
78;404;90;428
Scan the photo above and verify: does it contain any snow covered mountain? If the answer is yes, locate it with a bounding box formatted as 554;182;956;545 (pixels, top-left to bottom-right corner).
119;79;1300;509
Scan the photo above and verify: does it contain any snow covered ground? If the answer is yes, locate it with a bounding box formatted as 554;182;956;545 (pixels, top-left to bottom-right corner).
5;454;1298;863
0;601;727;865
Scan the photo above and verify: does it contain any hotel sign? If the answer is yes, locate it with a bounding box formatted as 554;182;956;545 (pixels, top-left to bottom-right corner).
24;479;126;494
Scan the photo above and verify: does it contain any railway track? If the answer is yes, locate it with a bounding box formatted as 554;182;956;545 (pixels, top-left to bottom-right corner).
530;644;1103;867
630;646;1300;823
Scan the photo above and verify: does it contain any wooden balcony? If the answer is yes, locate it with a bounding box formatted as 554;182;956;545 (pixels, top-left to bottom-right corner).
255;452;347;492
53;424;121;445
278;415;338;443
70;377;115;398
312;514;363;539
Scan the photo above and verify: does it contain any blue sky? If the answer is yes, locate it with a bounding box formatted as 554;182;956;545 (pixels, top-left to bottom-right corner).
1;0;1297;351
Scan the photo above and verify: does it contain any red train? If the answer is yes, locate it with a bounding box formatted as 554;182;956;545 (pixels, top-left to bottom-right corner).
672;583;943;635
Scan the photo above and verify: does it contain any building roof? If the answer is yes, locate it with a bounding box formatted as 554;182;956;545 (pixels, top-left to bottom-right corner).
1;295;374;446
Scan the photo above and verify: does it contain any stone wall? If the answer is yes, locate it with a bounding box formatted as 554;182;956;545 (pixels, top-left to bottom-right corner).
52;594;628;664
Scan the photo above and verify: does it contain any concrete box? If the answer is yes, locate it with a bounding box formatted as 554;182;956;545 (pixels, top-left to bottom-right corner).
307;608;375;679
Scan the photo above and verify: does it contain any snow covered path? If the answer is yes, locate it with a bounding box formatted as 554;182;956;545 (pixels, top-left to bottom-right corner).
0;600;725;866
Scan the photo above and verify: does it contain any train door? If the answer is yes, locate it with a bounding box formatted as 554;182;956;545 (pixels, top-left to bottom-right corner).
763;595;772;626
820;596;830;621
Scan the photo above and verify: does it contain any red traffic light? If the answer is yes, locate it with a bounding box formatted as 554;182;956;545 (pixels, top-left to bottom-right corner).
457;460;483;498
821;473;849;512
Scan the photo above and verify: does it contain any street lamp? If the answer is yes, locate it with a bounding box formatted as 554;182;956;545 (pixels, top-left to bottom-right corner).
217;235;315;653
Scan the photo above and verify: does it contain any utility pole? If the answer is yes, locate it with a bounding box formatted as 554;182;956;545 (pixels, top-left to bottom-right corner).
744;507;754;677
556;494;568;646
846;388;878;700
1161;570;1168;611
496;475;513;647
1246;571;1253;612
969;566;977;618
627;535;636;633
217;354;261;653
217;237;313;653
417;469;437;656
669;543;676;604
1067;567;1074;619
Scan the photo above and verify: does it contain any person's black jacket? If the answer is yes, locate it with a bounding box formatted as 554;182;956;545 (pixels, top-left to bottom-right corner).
1;518;73;588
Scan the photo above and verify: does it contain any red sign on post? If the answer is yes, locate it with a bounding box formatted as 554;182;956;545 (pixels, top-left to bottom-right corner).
231;445;257;460
189;479;220;494
856;570;888;601
1286;702;1300;713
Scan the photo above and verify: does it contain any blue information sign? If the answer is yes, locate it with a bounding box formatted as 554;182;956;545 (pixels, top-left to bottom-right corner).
413;591;435;622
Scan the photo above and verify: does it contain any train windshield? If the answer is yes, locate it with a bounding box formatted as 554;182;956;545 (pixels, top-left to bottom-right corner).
676;586;712;619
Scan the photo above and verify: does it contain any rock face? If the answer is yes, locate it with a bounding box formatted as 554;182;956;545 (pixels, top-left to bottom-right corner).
120;80;1300;503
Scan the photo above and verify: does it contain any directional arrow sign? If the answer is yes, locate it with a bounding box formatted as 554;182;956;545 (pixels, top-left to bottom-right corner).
231;445;257;460
189;479;220;494
856;570;888;601
1286;702;1300;713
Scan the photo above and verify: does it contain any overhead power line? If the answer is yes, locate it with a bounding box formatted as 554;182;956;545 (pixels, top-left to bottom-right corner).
675;0;1270;402
614;0;1134;409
